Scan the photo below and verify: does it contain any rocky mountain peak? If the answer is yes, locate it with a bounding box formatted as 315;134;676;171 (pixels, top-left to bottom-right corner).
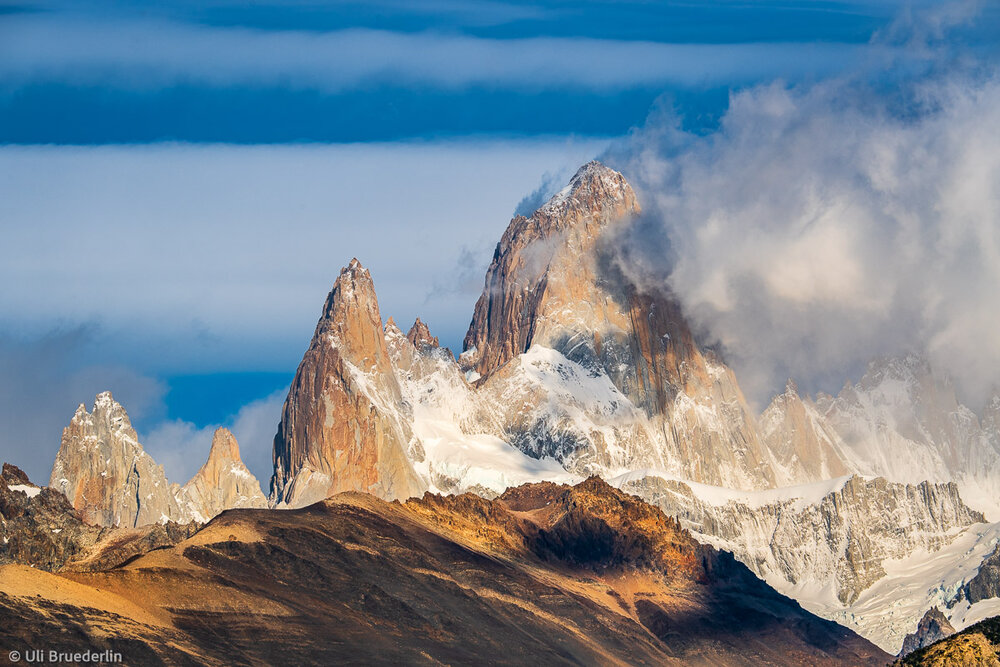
271;260;425;507
50;394;268;527
534;160;639;219
461;162;640;378
313;257;389;371
899;607;956;657
2;462;32;487
50;391;182;528
406;317;439;350
179;428;266;522
190;428;245;487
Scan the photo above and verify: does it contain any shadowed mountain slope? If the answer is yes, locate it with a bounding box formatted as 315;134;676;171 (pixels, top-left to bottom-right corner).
0;478;887;666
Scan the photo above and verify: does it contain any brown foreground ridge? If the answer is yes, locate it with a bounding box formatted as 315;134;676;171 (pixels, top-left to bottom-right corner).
897;615;1000;666
1;477;889;666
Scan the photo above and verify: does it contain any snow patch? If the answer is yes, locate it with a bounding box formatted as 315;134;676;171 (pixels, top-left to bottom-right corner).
7;484;41;499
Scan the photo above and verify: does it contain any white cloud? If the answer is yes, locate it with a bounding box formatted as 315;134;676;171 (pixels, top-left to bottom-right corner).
0;137;607;368
141;389;285;488
0;15;887;93
606;70;1000;408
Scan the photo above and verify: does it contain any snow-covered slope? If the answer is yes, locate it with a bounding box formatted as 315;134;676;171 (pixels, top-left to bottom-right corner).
612;470;999;653
816;356;1000;520
260;161;1000;653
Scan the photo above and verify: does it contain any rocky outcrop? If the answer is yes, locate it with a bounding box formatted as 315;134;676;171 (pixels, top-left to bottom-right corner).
963;545;1000;605
1;462;197;573
179;428;266;522
270;259;426;507
50;392;183;528
1;463;103;570
898;615;1000;666
900;608;957;657
61;521;201;572
619;473;985;605
405;317;439;351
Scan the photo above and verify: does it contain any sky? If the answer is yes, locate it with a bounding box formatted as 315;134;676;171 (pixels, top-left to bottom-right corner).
2;0;998;486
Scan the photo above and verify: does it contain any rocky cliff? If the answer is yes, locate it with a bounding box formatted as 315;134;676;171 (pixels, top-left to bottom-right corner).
765;356;1000;519
269;259;425;507
900;608;957;657
458;161;778;490
618;473;984;605
962;545;1000;606
1;462;197;573
50;392;183;528
178;428;266;522
50;393;267;527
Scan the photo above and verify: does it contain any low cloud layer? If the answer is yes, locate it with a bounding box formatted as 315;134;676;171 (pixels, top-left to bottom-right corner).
606;44;1000;408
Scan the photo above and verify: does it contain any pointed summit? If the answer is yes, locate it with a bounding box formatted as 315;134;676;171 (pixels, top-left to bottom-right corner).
536;160;639;220
209;427;241;462
271;261;425;508
462;162;639;379
50;392;182;527
179;428;266;522
406;317;439;350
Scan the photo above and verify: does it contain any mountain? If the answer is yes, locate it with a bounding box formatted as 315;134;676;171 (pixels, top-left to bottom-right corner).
0;478;889;665
269;259;425;507
178;428;267;522
461;161;778;490
50;393;265;527
616;473;984;606
257;161;1000;654
898;615;1000;666
50;392;184;527
766;355;1000;519
899;608;956;657
1;462;197;573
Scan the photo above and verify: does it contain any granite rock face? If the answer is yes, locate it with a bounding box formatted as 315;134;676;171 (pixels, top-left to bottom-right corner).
178;428;266;522
963;545;1000;606
49;394;267;527
269;259;426;507
50;392;183;528
459;161;781;490
900;607;957;657
1;462;198;573
620;473;985;606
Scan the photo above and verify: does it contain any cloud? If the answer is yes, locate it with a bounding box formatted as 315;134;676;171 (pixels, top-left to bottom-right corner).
604;56;1000;408
0;326;166;483
141;389;285;488
0;15;889;93
0;138;606;373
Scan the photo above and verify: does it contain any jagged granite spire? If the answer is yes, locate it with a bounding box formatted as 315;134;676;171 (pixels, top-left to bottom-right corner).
50;392;181;527
270;259;425;507
179;428;266;522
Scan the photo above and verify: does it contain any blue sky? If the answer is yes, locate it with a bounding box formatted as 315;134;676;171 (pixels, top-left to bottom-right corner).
2;0;998;485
